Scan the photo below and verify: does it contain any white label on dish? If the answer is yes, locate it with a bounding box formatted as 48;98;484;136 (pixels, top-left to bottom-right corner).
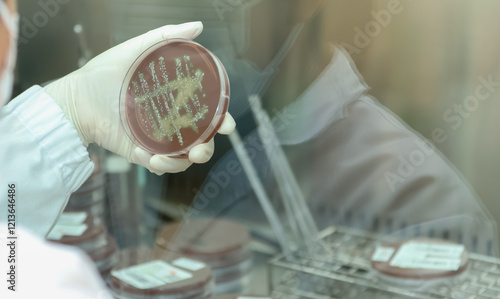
401;242;464;258
172;257;206;271
111;260;193;290
47;224;89;240
390;256;462;270
57;212;88;225
389;242;464;271
47;230;64;241
371;246;396;262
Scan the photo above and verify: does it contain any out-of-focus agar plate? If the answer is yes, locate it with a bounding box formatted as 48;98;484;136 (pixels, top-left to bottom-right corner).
371;239;469;280
110;249;213;297
120;39;230;156
155;219;250;266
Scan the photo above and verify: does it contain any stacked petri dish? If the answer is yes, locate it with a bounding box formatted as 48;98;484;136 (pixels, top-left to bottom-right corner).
109;248;214;299
120;39;230;156
65;153;107;217
47;210;118;278
48;151;118;278
89;234;118;278
156;219;253;295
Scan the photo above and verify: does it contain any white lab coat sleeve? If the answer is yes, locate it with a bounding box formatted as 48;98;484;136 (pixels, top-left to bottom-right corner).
0;86;94;237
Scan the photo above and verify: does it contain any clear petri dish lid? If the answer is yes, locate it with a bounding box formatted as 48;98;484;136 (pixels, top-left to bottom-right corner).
120;39;230;156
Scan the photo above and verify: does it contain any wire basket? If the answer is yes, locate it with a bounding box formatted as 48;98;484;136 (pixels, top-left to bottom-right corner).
269;226;500;298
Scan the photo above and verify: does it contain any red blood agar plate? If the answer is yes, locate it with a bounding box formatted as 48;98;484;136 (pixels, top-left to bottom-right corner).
120;39;230;156
110;249;213;298
155;219;251;269
156;220;252;295
371;239;469;280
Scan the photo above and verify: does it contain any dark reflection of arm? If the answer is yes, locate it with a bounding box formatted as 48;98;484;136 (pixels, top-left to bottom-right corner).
141;0;498;257
192;4;496;257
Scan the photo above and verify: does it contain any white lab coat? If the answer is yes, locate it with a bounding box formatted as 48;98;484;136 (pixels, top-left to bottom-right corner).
0;86;94;236
190;47;498;256
0;86;111;297
0;227;111;298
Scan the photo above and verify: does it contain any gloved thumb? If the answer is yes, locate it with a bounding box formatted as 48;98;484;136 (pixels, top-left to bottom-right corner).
124;21;204;57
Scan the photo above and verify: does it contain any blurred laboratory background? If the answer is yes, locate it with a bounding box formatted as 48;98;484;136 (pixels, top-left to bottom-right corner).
13;0;500;298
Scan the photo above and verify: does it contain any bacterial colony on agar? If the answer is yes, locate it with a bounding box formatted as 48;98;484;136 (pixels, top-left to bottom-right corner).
121;39;230;156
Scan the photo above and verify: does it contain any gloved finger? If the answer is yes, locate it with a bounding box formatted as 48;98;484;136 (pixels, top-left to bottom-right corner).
150;155;193;174
218;113;236;135
133;147;154;169
157;21;204;42
131;22;204;54
132;147;172;176
189;139;215;164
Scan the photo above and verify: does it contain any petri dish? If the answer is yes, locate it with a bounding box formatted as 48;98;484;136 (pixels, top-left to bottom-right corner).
120;39;230;156
371;238;469;281
110;249;214;299
214;296;273;299
88;234;118;277
66;187;106;217
155;219;251;269
213;270;252;295
156;219;252;295
75;153;105;194
68;187;106;207
47;214;106;252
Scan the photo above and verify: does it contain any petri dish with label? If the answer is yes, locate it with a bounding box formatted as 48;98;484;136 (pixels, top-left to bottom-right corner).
156;219;252;295
110;249;214;299
47;213;106;252
371;238;469;287
120;39;230;156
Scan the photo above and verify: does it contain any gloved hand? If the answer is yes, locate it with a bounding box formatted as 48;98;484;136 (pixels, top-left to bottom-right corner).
45;22;235;175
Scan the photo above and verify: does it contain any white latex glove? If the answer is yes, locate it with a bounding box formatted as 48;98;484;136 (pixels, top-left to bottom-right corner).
45;22;235;175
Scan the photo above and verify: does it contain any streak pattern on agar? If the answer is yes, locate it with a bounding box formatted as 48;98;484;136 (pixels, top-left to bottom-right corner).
133;55;208;146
